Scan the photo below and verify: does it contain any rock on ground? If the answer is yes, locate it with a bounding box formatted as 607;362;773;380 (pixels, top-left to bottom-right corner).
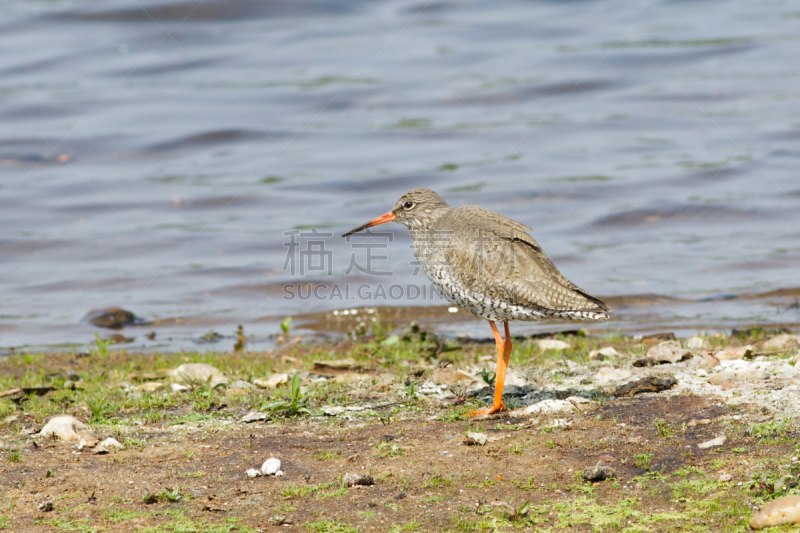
520;397;590;416
536;339;571;351
464;432;488;446
588;347;618;361
84;307;136;329
696;353;721;369
310;359;364;376
241;411;269;423
715;345;755;361
608;376;677;397
254;373;289;389
697;435;727;449
751;495;800;529
643;341;692;364
38;501;54;512
583;463;616;482
134;382;164;393
595;368;632;384
261;457;282;476
343;473;374;487
686;336;709;349
39;416;88;442
763;334;800;352
94;438;124;454
169;363;225;384
78;434;99;450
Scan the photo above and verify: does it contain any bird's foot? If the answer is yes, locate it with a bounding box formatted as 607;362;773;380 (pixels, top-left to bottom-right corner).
468;401;507;417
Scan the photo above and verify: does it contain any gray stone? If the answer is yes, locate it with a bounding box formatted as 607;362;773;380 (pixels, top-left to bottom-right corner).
343;473;374;487
608;376;677;397
583;463;616;482
38;500;54;512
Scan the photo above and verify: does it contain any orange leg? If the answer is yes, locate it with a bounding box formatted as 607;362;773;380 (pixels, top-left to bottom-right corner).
469;321;512;416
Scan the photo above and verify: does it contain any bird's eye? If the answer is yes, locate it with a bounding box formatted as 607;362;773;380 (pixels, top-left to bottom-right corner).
404;201;413;209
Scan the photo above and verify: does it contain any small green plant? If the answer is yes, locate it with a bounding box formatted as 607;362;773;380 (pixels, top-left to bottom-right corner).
262;373;312;416
421;474;453;489
162;488;182;502
480;366;496;387
388;520;421;532
750;418;792;441
508;443;525;455
376;442;406;458
91;333;112;358
313;450;341;461
506;500;530;522
86;396;112;423
634;453;653;470
280;317;292;335
142;488;183;504
404;381;419;399
381;335;400;347
7;450;21;463
511;477;537;491
654;419;675;439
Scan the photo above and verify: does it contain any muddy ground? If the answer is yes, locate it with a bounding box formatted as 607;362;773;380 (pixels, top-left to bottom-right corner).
1;326;799;532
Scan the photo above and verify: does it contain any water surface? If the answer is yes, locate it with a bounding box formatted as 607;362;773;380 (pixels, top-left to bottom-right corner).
1;0;799;352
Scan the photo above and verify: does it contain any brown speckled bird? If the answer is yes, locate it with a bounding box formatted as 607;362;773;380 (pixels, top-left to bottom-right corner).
343;189;611;416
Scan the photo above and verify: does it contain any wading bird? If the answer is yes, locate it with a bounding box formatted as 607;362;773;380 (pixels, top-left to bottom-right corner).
343;189;610;415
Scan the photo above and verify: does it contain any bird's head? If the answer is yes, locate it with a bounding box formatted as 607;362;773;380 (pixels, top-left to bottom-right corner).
342;188;451;237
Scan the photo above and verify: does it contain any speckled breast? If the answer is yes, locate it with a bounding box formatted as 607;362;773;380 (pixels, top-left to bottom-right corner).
420;260;549;322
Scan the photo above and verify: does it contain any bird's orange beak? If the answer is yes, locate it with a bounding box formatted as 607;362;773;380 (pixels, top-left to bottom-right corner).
342;211;396;237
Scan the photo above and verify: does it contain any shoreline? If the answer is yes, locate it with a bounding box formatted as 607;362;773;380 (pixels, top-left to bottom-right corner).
1;327;799;531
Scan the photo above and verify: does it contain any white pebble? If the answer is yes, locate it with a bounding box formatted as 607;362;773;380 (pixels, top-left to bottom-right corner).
261;457;282;476
698;435;727;449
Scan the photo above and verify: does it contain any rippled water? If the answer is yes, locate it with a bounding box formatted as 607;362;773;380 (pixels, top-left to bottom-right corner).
1;0;799;352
